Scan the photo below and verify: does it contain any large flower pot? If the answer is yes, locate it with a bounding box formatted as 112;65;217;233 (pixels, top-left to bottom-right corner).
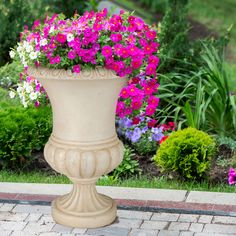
28;67;127;228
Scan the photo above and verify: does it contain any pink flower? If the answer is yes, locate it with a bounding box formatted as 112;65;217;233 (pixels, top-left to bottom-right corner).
127;45;138;56
144;44;153;54
127;35;136;44
73;65;81;74
34;101;40;107
148;96;160;106
102;45;112;57
49;57;55;64
145;105;156;116
56;33;67;43
228;168;236;185
121;47;129;58
112;61;125;73
131;60;142;69
114;44;123;56
146;30;157;40
105;57;114;65
146;64;156;76
120;87;129;99
148;119;157;128
110;33;122;43
127;85;140;96
116;101;125;114
68;50;76;60
139;38;147;46
143;85;155;95
54;55;61;64
148;55;160;66
131;99;142;110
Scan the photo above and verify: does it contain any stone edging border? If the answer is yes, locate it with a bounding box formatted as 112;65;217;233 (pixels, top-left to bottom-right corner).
0;192;235;217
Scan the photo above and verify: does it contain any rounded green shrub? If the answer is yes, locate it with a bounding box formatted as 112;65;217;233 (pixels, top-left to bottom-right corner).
153;127;215;180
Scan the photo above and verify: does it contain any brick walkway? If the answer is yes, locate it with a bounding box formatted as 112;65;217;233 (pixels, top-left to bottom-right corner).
0;202;236;236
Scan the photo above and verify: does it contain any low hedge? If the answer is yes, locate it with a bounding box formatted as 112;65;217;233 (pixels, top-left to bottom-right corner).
0;88;52;169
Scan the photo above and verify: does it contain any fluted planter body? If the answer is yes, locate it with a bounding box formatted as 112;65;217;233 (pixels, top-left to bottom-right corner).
28;67;127;228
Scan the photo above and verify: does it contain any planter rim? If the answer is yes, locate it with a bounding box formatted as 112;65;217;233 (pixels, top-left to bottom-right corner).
28;66;126;81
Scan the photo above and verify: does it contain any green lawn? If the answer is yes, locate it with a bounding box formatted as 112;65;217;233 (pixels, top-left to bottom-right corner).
0;170;235;193
189;0;236;89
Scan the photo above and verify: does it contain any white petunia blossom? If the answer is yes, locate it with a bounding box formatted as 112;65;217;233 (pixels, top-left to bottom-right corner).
67;33;74;42
29;51;38;60
9;50;15;59
9;91;16;99
17;45;23;53
49;26;54;33
17;86;24;94
40;38;47;46
29;92;38;100
26;45;33;53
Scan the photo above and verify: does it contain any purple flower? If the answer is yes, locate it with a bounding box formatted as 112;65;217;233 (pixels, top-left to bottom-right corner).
125;130;133;139
228;168;236;185
141;126;148;134
123;117;133;128
130;127;142;143
151;127;164;141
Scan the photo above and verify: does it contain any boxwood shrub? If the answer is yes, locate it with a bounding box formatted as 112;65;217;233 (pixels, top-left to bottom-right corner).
153;127;216;180
0;88;52;169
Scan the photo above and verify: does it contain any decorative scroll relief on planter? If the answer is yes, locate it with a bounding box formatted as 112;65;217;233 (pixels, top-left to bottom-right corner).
44;135;124;180
28;66;119;80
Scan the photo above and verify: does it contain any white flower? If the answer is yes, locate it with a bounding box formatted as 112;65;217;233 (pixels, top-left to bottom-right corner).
67;33;74;42
49;26;54;33
17;45;23;52
9;91;16;99
29;51;38;60
17;86;23;93
26;45;33;53
22;101;28;108
29;92;38;100
40;38;47;46
22;60;28;67
9;50;15;59
23;82;34;93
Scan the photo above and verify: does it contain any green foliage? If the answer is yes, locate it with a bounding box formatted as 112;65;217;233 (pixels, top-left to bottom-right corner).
0;61;23;88
110;146;141;180
134;0;168;14
153;127;216;180
44;0;100;17
158;0;190;73
0;0;46;66
217;137;236;151
131;136;158;156
157;39;236;139
0;88;52;169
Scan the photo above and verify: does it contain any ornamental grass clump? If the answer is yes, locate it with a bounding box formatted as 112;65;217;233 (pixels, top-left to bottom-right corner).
9;8;160;107
153;127;216;180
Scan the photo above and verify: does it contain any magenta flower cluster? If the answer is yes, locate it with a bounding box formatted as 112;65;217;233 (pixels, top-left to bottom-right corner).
228;167;236;185
15;8;159;78
116;73;164;143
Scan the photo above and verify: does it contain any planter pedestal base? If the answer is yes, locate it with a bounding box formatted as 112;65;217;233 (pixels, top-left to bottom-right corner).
51;182;117;228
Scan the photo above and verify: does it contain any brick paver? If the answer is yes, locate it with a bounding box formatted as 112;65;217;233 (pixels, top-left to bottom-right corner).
0;203;236;235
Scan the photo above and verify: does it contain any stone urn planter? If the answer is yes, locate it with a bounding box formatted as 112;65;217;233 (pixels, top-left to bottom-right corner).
28;66;127;228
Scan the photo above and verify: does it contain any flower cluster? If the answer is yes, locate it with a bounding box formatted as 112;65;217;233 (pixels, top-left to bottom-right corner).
116;73;165;143
228;168;236;185
10;9;159;78
9;69;46;107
